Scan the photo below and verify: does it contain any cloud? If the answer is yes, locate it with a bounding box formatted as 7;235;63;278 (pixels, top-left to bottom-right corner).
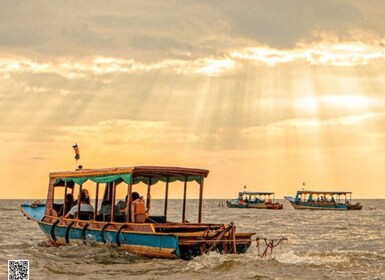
0;0;384;60
1;42;384;86
232;42;385;66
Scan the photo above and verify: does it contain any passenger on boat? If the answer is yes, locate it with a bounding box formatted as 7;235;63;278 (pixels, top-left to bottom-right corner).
83;189;91;204
99;200;122;216
131;192;146;223
116;195;128;211
65;192;94;218
331;196;335;203
61;193;74;216
72;189;91;206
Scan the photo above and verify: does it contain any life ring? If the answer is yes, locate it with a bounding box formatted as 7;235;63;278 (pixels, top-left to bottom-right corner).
50;219;60;242
101;223;112;244
65;221;75;244
116;224;128;247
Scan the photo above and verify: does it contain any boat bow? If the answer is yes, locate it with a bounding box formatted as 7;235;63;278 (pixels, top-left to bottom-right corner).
21;202;46;222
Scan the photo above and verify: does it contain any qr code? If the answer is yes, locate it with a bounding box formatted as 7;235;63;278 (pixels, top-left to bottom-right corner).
8;260;29;280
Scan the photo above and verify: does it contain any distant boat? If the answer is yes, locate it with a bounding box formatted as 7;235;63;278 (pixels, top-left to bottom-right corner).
21;166;255;260
284;190;362;210
226;191;283;210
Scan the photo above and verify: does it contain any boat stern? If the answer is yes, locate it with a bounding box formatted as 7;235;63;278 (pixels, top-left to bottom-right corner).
284;196;295;203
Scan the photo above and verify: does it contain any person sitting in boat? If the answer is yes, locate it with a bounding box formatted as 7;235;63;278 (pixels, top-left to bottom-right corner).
331;196;335;203
98;199;123;220
72;189;91;206
116;195;128;211
65;191;94;219
131;192;146;223
83;189;91;204
60;193;74;216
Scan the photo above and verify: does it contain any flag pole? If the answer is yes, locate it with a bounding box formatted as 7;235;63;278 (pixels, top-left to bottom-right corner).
72;144;80;169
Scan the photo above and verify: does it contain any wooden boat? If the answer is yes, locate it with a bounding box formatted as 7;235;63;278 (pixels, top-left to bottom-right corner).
284;190;362;210
21;166;254;259
226;191;283;210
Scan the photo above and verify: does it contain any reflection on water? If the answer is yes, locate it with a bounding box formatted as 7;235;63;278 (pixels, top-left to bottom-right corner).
1;199;384;279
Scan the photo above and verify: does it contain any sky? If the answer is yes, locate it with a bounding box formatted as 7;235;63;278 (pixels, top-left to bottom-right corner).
1;0;385;199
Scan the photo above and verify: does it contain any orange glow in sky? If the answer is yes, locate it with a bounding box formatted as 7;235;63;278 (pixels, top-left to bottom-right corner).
1;1;385;199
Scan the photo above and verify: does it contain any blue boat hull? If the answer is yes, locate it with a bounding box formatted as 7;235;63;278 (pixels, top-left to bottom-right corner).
21;203;180;258
226;200;248;208
38;221;180;258
21;203;254;259
284;197;349;210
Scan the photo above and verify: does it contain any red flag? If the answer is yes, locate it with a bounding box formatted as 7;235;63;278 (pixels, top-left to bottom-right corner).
72;144;80;160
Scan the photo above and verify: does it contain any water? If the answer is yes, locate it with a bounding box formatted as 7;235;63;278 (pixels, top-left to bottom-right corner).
1;199;384;279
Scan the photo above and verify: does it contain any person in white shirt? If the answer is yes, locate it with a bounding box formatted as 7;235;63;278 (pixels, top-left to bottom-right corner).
65;191;94;218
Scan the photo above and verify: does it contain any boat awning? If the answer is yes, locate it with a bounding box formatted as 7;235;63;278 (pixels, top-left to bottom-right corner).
238;191;275;196
297;190;352;195
51;166;209;186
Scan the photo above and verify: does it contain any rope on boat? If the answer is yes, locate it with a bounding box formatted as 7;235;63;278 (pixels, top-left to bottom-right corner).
255;237;287;258
198;223;237;254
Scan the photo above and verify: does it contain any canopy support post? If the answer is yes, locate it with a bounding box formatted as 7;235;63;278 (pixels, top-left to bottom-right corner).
198;176;204;223
94;183;99;221
126;177;133;222
77;184;83;219
182;176;187;222
111;182;116;222
63;183;68;217
164;177;169;219
147;179;151;214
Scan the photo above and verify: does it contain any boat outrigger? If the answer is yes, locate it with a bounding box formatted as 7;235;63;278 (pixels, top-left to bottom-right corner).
226;192;283;210
21;166;255;259
284;190;362;210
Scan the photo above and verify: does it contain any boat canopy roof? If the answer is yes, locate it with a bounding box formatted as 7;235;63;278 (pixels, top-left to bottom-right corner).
297;190;352;195
51;166;209;186
239;191;275;196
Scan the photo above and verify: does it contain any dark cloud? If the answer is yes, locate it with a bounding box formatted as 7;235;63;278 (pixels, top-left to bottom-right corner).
1;0;383;59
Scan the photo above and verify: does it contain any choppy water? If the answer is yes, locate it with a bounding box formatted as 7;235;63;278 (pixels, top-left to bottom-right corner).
1;199;384;279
